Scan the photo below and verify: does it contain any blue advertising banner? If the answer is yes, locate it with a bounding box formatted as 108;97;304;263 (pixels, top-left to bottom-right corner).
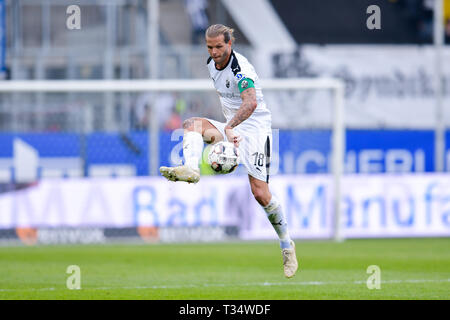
0;130;441;182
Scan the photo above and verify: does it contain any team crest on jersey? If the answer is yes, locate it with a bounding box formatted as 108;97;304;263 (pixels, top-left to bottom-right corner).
226;79;230;88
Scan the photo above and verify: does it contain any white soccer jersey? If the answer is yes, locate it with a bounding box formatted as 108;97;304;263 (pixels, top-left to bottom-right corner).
207;50;272;128
206;50;273;182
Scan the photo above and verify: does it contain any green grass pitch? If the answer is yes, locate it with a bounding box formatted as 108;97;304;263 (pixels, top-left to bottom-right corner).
0;238;449;300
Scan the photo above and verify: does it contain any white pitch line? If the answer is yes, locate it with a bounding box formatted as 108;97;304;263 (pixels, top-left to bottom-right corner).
0;279;449;292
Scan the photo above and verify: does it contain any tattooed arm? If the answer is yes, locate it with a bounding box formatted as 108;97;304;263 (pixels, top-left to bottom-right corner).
224;87;257;146
225;87;257;129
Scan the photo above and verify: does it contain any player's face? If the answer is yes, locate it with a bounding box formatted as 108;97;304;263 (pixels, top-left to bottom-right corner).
206;35;232;68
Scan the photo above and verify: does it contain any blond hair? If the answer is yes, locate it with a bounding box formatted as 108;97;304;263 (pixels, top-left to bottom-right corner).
205;24;235;44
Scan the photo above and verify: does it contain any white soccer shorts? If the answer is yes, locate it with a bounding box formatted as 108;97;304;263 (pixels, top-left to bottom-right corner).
205;118;272;183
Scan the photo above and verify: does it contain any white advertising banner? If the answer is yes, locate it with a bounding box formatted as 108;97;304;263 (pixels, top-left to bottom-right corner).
0;176;242;229
0;174;449;239
342;174;450;238
267;45;450;128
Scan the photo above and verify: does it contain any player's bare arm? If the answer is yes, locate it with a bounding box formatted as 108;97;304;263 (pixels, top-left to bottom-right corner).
225;87;257;146
226;87;257;128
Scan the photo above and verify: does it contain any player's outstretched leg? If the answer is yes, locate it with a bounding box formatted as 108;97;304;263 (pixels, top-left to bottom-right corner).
160;130;203;183
160;117;223;184
249;176;298;278
160;127;203;183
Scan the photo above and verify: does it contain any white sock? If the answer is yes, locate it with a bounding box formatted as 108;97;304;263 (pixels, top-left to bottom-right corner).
183;131;204;170
263;195;292;249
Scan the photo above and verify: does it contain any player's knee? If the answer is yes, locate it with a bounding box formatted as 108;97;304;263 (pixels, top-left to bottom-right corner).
182;118;195;131
183;117;202;133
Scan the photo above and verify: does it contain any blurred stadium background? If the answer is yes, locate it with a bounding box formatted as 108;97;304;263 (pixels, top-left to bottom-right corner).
0;0;450;243
0;0;449;300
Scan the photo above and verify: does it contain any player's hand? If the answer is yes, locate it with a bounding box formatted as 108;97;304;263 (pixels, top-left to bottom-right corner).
225;127;242;148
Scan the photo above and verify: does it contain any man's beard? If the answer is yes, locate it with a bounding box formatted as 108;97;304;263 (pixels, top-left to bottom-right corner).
215;50;229;66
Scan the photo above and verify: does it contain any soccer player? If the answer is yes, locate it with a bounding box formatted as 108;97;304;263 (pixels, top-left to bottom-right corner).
160;24;298;278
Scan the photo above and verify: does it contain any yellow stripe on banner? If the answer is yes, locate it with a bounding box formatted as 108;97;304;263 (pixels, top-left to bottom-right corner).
445;0;450;20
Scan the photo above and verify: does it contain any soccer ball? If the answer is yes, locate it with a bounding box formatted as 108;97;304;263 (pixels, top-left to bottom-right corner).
207;141;240;174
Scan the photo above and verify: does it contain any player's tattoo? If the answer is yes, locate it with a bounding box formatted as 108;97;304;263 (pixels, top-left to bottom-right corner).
227;88;257;128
